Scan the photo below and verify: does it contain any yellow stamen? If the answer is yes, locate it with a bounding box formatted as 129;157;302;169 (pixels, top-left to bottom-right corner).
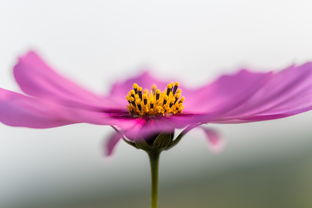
126;82;185;116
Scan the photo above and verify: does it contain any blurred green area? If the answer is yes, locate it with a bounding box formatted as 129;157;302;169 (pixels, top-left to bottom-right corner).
12;141;312;208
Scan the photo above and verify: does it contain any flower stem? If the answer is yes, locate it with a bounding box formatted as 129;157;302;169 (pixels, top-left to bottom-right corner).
148;150;160;208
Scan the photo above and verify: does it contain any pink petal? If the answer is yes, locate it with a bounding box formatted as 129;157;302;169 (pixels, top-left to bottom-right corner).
121;115;197;140
208;63;312;123
199;126;224;153
0;88;133;128
183;69;273;115
13;51;120;109
0;88;74;128
104;131;122;157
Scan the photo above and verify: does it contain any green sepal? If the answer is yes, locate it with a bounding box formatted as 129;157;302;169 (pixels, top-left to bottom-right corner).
130;132;175;152
134;139;153;151
152;132;174;150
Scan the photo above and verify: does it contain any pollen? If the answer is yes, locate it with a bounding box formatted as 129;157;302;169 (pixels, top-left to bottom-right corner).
126;82;185;117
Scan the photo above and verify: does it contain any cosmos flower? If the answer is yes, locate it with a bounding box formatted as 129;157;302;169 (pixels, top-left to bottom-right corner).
1;51;312;156
2;51;312;208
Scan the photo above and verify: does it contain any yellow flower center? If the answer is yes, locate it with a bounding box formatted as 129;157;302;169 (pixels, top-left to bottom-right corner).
126;82;185;117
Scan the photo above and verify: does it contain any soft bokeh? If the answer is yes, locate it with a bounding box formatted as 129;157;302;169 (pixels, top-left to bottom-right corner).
1;0;312;207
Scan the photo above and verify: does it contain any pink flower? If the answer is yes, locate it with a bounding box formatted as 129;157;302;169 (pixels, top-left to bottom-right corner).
1;51;312;156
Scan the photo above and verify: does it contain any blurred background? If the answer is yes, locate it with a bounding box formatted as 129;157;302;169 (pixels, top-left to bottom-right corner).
1;0;312;207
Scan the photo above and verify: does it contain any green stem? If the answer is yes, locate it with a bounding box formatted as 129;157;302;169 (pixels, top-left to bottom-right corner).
148;151;160;208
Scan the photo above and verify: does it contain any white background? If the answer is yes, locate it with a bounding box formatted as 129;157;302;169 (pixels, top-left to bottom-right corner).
1;0;312;207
